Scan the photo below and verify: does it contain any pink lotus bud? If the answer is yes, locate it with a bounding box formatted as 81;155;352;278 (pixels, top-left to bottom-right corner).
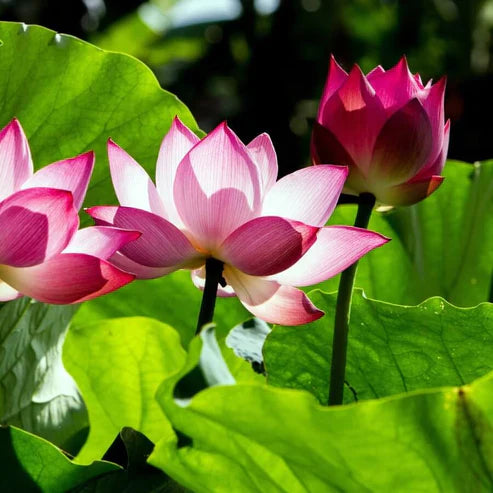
311;56;450;206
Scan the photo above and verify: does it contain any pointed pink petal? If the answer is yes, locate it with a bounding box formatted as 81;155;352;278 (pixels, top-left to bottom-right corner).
366;56;421;111
0;119;33;201
369;99;433;186
317;55;348;118
86;205;120;225
419;77;446;166
0;188;78;267
173;122;261;249
366;65;385;79
219;216;318;276
86;205;203;268
414;119;450;180
63;226;140;259
106;251;179;280
0;253;134;304
22;151;94;210
156;117;200;225
270;226;389;286
379;175;444;206
225;266;323;325
191;266;235;297
261;165;348;226
318;65;387;172
108;139;166;217
413;73;425;89
0;281;22;302
247;133;278;196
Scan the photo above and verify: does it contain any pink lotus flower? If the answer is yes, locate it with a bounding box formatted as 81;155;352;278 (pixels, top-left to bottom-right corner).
87;119;388;325
0;119;138;303
311;56;450;206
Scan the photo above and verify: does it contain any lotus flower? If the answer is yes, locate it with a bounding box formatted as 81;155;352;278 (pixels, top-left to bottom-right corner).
0;119;138;303
311;56;450;206
87;118;388;325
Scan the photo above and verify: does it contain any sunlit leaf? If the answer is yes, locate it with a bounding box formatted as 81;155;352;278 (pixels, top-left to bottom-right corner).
150;334;493;492
71;271;260;387
174;327;235;408
0;426;118;492
72;270;250;347
0;298;85;454
63;317;186;463
265;290;493;404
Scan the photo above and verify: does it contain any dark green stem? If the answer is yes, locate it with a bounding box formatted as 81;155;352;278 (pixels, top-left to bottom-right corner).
195;257;224;335
328;192;376;405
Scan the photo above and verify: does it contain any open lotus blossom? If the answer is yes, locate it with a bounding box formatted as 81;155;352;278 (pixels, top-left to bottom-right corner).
311;56;450;206
87;118;388;325
0;118;138;303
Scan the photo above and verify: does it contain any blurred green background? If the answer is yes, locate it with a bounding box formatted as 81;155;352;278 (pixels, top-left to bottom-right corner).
1;0;492;175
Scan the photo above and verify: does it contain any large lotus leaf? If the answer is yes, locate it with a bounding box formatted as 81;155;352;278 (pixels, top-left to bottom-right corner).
264;290;493;404
63;317;186;464
150;335;493;493
0;298;85;454
71;271;258;387
323;160;493;306
0;426;119;492
0;21;200;219
72;271;249;347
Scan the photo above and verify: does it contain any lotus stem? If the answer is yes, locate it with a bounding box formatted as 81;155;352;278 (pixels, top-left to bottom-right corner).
195;257;224;335
328;192;376;405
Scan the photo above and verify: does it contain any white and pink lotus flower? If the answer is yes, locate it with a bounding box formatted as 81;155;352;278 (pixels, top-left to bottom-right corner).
0;119;138;303
311;56;450;206
88;118;388;325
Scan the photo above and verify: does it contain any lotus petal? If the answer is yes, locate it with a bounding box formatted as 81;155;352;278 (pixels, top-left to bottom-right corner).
270;226;389;286
219;216;318;276
0;253;134;304
225;266;323;325
0;188;78;267
155;117;200;225
173;122;261;249
0;119;33;201
108;139;166;217
262;165;348;226
23;151;94;210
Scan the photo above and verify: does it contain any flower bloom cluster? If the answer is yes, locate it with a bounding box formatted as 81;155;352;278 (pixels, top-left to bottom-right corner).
87;118;388;325
0;119;137;303
311;56;449;206
2;55;444;324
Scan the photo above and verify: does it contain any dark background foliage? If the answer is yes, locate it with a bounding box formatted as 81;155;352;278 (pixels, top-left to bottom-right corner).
1;0;492;175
